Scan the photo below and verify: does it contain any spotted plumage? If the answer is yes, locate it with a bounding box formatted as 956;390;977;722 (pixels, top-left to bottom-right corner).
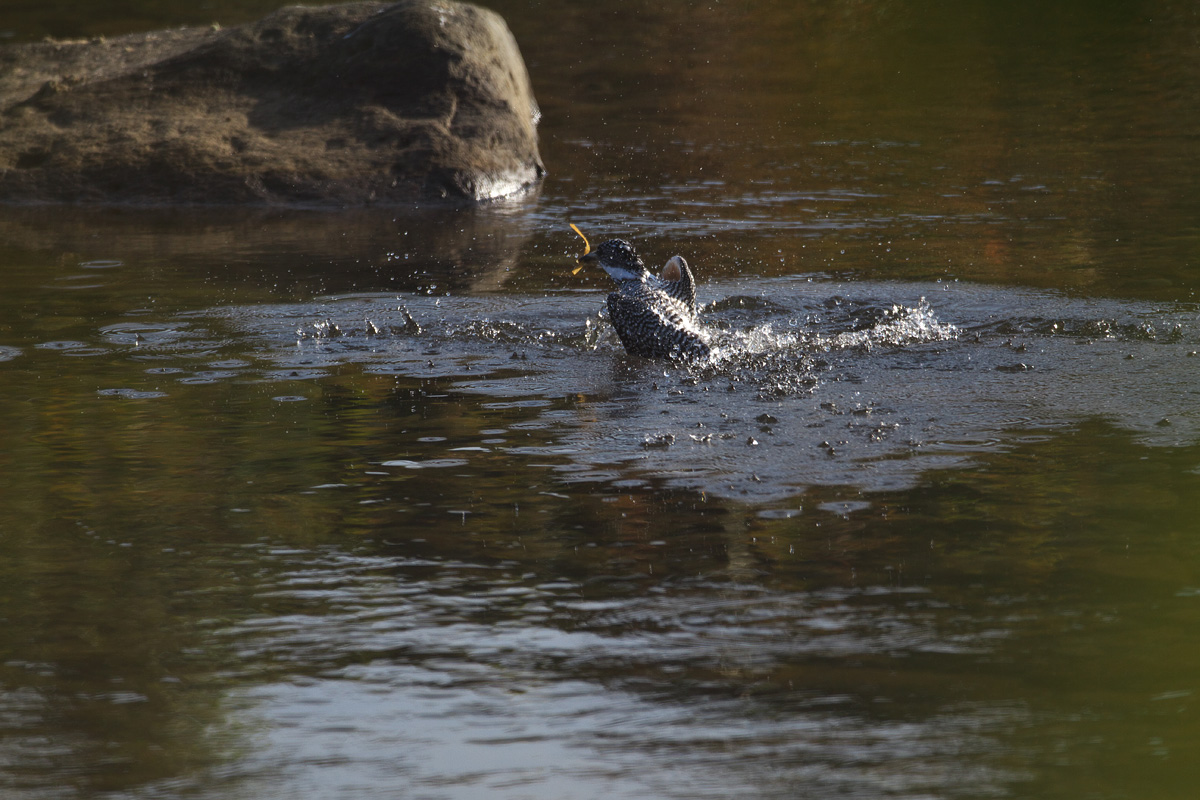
577;239;711;360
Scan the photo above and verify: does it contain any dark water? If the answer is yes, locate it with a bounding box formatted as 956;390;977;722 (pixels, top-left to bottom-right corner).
3;2;1200;799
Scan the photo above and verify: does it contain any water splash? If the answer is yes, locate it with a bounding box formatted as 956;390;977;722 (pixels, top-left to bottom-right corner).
821;298;958;350
47;278;1197;500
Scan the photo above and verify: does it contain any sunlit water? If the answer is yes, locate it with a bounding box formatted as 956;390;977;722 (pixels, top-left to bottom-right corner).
4;2;1200;799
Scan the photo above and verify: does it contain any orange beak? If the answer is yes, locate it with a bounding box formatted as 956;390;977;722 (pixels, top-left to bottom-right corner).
570;223;591;275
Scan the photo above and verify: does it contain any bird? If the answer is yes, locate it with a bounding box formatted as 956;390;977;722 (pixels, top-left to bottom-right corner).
575;238;711;360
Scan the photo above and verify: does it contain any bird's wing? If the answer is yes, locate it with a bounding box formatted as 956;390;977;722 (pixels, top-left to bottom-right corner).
607;286;708;359
659;259;699;315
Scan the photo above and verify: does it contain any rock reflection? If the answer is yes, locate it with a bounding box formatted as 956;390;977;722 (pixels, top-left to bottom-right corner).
0;201;538;296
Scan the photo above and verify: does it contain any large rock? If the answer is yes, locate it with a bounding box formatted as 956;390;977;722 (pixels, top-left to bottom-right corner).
0;1;545;205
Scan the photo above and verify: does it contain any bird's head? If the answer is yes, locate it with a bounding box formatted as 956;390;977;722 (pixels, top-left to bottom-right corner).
576;239;648;283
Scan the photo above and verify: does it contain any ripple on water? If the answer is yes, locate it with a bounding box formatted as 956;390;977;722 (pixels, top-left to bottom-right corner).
178;371;241;384
817;500;872;516
100;322;189;346
757;507;803;519
35;340;110;357
380;458;471;469
49;275;106;290
138;280;1200;499
259;368;330;381
97;388;169;400
205;555;1018;799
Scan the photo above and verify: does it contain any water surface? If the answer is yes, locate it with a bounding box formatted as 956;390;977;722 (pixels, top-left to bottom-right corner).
2;2;1200;799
